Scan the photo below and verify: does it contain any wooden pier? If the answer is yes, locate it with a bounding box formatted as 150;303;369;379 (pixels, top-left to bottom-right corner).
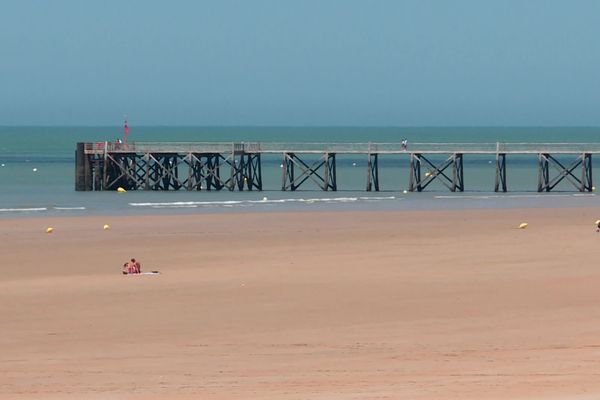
76;142;600;192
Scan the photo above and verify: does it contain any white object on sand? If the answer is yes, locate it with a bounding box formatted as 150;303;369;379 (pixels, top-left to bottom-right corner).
124;271;161;276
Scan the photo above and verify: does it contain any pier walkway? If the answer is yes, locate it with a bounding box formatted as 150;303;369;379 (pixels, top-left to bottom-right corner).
76;142;600;193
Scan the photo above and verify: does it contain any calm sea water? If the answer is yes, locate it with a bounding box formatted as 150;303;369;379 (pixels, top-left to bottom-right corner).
2;126;600;217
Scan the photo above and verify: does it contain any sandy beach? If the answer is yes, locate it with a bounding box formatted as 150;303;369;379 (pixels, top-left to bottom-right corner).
2;207;600;399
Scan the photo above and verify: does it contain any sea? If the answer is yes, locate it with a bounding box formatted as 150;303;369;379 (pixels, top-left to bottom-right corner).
2;126;600;218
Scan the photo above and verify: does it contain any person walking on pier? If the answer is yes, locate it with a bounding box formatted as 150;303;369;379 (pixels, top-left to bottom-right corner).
401;139;408;151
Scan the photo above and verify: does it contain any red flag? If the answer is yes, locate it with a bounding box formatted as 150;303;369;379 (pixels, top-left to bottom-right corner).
123;120;129;143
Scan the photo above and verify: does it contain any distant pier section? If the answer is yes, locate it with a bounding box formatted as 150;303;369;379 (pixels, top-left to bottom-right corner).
76;142;600;192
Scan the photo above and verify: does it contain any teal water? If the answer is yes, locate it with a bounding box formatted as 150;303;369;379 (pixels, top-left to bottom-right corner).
2;126;600;217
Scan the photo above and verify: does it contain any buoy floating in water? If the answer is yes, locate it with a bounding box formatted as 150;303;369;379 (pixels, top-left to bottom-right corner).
46;227;54;233
519;223;528;229
117;187;126;193
262;197;268;201
103;224;110;230
425;172;432;177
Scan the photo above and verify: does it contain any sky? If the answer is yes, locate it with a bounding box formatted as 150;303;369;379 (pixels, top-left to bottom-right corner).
1;0;600;126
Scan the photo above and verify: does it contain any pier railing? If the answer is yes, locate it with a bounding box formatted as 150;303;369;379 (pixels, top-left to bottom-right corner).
84;141;600;155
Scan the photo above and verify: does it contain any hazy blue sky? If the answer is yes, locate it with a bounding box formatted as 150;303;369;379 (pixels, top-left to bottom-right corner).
1;0;599;126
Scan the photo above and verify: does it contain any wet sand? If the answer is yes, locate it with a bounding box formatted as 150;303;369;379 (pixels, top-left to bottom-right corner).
2;208;600;399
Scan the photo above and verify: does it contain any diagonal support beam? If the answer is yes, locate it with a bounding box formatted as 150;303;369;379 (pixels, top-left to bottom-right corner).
409;153;464;192
281;153;337;191
104;153;145;190
183;153;225;191
366;153;379;191
146;153;184;190
234;153;262;191
495;153;507;192
538;153;593;192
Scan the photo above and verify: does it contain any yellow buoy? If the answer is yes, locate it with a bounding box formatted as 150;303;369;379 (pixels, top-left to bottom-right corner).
46;227;54;233
593;186;596;191
117;187;126;193
519;223;528;229
103;224;110;230
425;172;432;177
595;220;600;225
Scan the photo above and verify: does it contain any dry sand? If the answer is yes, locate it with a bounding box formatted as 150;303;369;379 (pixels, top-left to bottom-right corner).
2;208;600;399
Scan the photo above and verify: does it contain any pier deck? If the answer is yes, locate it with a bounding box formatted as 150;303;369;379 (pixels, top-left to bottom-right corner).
76;142;600;192
84;142;600;154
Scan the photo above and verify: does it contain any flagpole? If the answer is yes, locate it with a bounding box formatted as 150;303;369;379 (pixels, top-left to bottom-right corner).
123;119;129;144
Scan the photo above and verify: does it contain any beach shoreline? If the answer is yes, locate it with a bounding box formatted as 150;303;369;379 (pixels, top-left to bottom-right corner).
1;189;600;221
3;207;600;398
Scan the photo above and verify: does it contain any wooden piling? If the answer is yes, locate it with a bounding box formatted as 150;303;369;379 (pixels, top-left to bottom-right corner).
494;153;507;192
75;143;90;191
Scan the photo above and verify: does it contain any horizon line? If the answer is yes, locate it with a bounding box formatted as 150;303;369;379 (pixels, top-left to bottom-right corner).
2;124;600;129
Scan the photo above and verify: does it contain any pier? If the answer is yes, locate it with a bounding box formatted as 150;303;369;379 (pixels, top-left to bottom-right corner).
76;142;600;192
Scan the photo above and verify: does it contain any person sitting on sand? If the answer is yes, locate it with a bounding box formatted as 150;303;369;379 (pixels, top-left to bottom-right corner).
123;258;141;274
130;258;141;274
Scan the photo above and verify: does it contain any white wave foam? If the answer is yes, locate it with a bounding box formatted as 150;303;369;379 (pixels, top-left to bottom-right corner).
130;200;244;207
129;195;397;208
0;207;47;212
301;197;358;202
246;199;288;204
358;196;396;200
150;205;198;208
435;193;596;200
53;206;86;210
